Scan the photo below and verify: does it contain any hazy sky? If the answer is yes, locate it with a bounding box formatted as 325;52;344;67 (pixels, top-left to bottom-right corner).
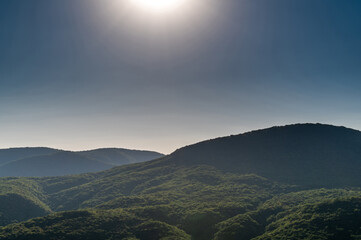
1;0;361;153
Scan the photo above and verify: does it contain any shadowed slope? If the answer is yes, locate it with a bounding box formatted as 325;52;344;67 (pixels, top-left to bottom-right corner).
164;124;361;187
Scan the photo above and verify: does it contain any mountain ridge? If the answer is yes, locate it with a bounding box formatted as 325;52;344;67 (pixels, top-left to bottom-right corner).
0;147;164;177
1;123;361;239
163;123;361;187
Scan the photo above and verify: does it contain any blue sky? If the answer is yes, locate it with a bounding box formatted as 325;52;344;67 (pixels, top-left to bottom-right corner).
1;0;361;153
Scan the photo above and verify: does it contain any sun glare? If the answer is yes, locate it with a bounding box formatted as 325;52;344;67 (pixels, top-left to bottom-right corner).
130;0;185;13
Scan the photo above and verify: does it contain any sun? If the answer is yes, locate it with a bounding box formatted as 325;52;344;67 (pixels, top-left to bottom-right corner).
130;0;185;13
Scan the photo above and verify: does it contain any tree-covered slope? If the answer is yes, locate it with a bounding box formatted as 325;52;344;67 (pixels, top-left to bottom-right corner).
0;164;289;239
2;185;361;240
0;178;51;226
254;197;361;240
1;124;361;239
43;164;285;213
0;209;191;240
213;189;361;240
164;123;361;187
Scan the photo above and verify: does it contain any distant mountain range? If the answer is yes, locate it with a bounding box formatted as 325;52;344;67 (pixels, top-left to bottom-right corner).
0;147;164;177
1;123;361;240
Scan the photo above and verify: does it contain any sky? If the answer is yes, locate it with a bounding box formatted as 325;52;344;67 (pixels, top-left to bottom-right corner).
0;0;361;154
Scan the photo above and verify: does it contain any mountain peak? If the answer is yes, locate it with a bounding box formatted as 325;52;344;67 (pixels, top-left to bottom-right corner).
166;123;361;187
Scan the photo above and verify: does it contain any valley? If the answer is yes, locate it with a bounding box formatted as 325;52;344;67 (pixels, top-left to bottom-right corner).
1;124;361;239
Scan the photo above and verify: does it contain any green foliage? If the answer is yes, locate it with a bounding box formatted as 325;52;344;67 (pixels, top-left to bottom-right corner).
1;124;361;239
0;209;190;240
214;214;262;240
0;165;286;239
254;197;361;240
0;178;51;226
213;190;361;240
0;193;50;226
2;163;361;240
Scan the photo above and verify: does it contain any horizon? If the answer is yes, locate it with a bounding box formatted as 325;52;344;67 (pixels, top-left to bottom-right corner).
2;1;361;239
0;122;359;154
1;0;361;154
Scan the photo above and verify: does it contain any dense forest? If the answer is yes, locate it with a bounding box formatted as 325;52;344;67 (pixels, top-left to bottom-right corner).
1;124;361;239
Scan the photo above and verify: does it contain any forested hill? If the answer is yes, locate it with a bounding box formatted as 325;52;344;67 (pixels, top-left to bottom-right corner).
0;147;59;165
0;147;164;177
78;148;164;166
165;123;361;187
1;124;361;239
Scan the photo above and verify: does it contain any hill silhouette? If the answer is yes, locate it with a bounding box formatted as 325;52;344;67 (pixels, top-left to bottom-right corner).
0;148;164;177
0;147;59;166
0;151;112;177
165;123;361;187
78;148;164;166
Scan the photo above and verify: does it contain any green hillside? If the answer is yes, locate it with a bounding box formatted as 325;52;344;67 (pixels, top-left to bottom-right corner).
214;189;361;240
0;178;51;226
0;209;190;240
1;124;361;239
0;164;291;238
254;197;361;240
